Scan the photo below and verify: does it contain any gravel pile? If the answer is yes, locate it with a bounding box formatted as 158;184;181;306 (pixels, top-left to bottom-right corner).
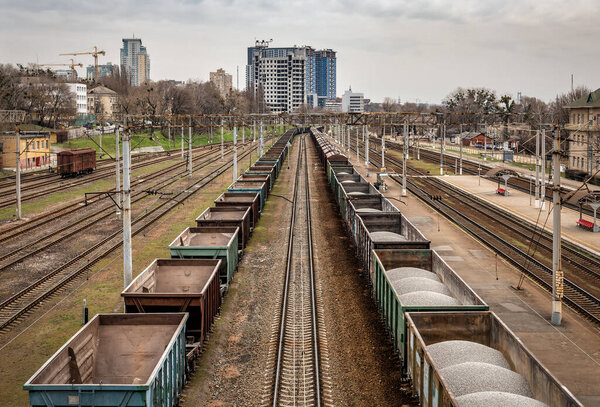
337;172;350;175
439;362;534;398
356;208;381;213
427;340;510;370
342;180;356;183
392;277;452;296
386;267;439;282
456;391;547;407
347;192;365;195
370;231;407;242
397;291;460;306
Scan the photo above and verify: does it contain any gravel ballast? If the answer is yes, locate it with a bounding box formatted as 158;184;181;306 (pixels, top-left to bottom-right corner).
456;391;547;407
386;267;439;282
439;362;534;398
392;277;453;296
427;340;511;370
397;291;460;306
370;231;407;242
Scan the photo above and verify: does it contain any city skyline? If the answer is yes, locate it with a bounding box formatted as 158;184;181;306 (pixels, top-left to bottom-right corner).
1;0;599;104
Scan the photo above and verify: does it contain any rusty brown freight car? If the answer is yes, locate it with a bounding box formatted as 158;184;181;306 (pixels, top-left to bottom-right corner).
195;206;251;249
121;258;221;344
57;148;96;177
214;192;260;228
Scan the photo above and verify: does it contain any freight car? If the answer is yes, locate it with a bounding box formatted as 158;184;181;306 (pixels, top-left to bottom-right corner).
56;148;96;177
406;311;582;407
195;206;251;249
214;192;260;229
24;313;188;407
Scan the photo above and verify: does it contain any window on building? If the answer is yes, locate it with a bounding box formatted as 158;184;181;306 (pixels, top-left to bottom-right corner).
46;140;48;148
577;157;580;168
582;158;585;169
37;141;40;150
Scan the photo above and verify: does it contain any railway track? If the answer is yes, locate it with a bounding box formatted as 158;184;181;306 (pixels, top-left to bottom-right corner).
346;134;600;327
0;141;239;209
0;139;263;245
0;140;265;335
0;146;235;271
263;135;331;407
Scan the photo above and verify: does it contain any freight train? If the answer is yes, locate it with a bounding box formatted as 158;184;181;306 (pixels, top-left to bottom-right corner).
23;130;296;407
56;148;96;177
310;126;581;407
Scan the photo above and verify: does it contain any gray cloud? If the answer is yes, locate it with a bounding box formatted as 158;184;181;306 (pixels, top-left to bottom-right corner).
0;0;599;103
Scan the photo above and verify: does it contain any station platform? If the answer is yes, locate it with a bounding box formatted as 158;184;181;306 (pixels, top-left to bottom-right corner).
343;148;600;406
438;175;600;254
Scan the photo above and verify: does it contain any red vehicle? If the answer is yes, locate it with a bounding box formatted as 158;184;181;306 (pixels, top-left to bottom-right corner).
56;148;96;177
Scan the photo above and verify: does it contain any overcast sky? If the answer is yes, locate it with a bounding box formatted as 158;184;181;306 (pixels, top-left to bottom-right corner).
1;0;599;104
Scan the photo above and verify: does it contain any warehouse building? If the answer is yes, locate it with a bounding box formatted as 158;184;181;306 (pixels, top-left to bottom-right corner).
0;131;52;170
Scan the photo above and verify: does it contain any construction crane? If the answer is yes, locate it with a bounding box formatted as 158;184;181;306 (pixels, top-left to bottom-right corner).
60;46;106;83
38;59;83;81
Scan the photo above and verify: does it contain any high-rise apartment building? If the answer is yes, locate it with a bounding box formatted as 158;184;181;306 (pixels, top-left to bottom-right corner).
210;68;233;97
246;42;336;113
86;63;118;81
120;38;150;86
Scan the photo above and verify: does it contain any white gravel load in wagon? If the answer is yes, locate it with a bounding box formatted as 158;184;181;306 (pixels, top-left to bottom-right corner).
392;277;453;297
456;391;548;407
427;340;511;370
439;362;534;398
356;208;382;213
341;180;356;183
338;172;349;175
397;291;460;306
386;267;440;283
370;231;407;242
347;192;365;195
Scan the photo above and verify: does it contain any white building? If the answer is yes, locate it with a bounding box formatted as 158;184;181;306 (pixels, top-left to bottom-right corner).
342;87;364;112
66;83;87;116
324;98;342;112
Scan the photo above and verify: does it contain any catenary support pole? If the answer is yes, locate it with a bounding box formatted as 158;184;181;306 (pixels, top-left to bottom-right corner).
168;123;171;150
541;129;546;209
402;124;408;194
15;129;21;220
365;125;370;169
535;130;540;208
181;120;184;159
260;121;264;156
233;126;238;182
381;125;386;169
484;125;488;161
242;125;245;144
551;128;563;325
122;129;132;288
253;120;256;143
221;120;224;161
459;124;463;174
440;123;444;175
115;128;121;216
188;116;192;178
356;126;359;160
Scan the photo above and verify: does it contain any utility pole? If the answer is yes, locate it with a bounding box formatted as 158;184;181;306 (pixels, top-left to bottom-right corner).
168;123;171;150
551;128;563;325
242;125;245;144
541;129;546;210
356;126;359;161
233;126;238;182
459;124;463;175
484;124;488;161
535;130;540;208
440;122;445;175
347;125;350;153
115;128;121;217
181;120;184;159
402;123;407;196
188;116;192;178
15;128;21;220
253;120;256;143
122;128;132;288
260;121;264;156
221;119;224;161
365;125;370;170
381;124;386;169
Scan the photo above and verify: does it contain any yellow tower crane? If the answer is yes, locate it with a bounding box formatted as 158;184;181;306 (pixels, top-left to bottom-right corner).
38;59;83;81
60;46;106;83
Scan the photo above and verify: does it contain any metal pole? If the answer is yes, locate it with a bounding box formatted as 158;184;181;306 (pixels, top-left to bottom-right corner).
260;121;264;156
115;128;121;216
551;128;563;325
181;120;184;159
168;123;171;150
535;130;540;208
347;125;350;153
440;123;444;175
459;124;463;175
221;120;224;161
122;129;132;288
99;132;102;158
253;120;256;143
382;125;385;169
541;129;546;210
233;126;238;182
402;123;407;196
15;129;21;220
484;125;488;161
188;116;192;178
365;125;370;168
356;126;359;161
242;125;245;144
